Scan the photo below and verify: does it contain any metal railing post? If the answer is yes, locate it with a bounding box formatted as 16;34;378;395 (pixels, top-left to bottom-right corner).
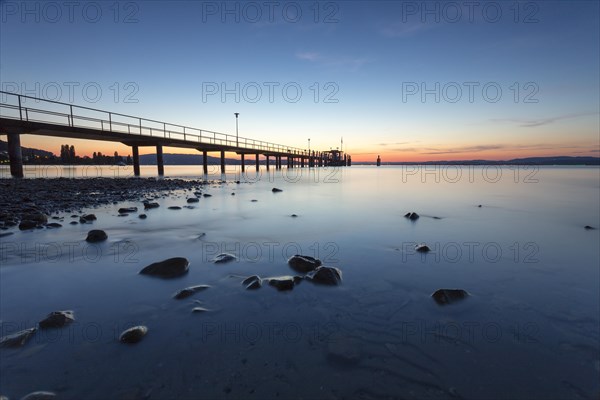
69;105;73;126
139;118;142;135
18;95;23;121
109;113;112;131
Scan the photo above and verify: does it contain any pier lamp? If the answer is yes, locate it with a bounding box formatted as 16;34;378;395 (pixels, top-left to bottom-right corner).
234;112;239;147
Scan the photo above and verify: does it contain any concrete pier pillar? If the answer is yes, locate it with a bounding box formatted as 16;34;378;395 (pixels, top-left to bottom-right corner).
255;154;259;171
241;154;245;173
132;145;140;176
266;155;270;171
156;145;164;176
301;157;305;168
220;151;225;174
289;157;294;169
7;133;23;178
202;150;208;174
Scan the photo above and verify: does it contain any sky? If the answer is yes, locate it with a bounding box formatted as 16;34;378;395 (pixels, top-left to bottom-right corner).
0;0;599;162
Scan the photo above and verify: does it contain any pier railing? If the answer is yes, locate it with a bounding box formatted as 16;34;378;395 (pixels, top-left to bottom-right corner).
0;91;312;156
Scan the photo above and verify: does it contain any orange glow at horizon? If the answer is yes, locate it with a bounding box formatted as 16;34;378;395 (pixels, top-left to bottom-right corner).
8;135;599;164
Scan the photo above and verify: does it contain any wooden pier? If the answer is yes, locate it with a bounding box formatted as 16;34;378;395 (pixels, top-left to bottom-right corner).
0;91;351;178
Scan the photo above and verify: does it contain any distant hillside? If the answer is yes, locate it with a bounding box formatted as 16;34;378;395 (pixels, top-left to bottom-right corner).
0;140;54;158
139;153;242;165
355;156;600;166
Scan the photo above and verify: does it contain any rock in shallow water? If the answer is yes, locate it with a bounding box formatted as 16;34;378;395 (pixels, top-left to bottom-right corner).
85;230;107;243
585;225;596;230
39;310;75;329
173;285;211;299
212;253;237;264
242;275;262;290
144;202;160;209
140;257;189;278
20;391;57;400
187;198;200;203
120;326;148;344
0;327;37;348
415;244;430;253
45;223;62;229
168;206;182;210
288;255;322;273
138;214;147;219
306;266;342;286
272;188;283;193
267;276;303;291
18;220;38;230
404;212;419;220
191;307;211;313
118;207;138;214
431;289;469;305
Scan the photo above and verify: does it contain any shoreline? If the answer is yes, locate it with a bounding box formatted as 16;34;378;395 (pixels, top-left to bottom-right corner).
0;177;216;231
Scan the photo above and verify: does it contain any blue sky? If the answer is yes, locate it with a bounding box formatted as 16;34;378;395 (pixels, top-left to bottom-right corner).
1;0;598;161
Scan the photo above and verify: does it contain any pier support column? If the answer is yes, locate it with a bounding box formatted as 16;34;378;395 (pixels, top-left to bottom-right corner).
220;151;225;174
241;154;245;173
202;150;208;174
301;157;305;168
7;133;23;178
276;156;281;170
289;157;294;169
132;145;140;176
255;154;259;171
156;145;164;176
266;155;270;171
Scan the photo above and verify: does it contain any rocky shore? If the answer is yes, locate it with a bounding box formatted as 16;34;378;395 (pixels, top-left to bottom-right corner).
0;177;210;230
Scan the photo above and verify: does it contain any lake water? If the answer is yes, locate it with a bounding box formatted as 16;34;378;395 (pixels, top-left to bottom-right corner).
1;165;599;399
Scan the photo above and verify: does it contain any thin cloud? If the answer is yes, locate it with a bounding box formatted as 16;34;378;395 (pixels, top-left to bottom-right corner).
295;51;371;71
378;141;419;147
490;112;599;128
380;21;433;38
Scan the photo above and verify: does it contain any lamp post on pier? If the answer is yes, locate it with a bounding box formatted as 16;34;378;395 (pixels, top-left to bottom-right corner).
234;112;239;147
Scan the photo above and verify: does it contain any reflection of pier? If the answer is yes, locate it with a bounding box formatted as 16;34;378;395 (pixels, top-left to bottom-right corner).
0;91;351;178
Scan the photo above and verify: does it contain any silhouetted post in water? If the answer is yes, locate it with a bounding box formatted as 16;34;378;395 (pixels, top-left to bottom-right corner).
347;155;352;166
255;154;259;171
220;151;225;173
202;150;208;174
156;145;164;176
277;156;281;170
377;155;381;167
132;145;140;176
241;154;245;172
301;157;305;168
7;133;24;178
266;155;270;171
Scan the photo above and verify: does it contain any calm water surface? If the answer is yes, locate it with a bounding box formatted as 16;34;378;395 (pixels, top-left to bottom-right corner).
1;166;599;399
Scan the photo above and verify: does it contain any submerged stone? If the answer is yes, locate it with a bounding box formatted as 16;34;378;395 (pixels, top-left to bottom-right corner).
39;310;75;329
0;327;37;348
187;198;200;203
168;206;182;210
18;220;38;230
191;307;211;313
288;255;322;273
585;225;596;230
173;285;211;299
140;257;189;278
45;223;62;229
203;194;212;197
120;326;148;344
86;230;108;243
138;214;147;219
20;392;57;400
212;253;237;264
431;289;469;305
267;276;302;291
272;188;283;193
306;266;342;286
